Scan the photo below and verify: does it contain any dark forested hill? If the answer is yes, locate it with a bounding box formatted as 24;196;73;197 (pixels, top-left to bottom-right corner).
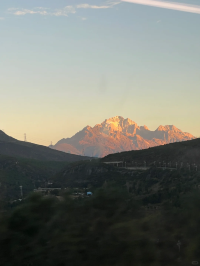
0;154;69;203
101;138;200;168
53;159;200;204
1;142;200;265
53;160;122;188
0;130;91;162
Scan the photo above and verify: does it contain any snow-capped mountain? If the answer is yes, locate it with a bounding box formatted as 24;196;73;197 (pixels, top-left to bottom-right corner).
51;116;195;157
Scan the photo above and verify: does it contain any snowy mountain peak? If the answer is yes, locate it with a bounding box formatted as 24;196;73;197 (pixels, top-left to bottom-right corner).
52;116;195;157
157;125;180;132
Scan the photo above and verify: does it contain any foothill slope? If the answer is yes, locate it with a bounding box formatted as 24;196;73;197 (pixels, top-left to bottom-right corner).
0;130;91;162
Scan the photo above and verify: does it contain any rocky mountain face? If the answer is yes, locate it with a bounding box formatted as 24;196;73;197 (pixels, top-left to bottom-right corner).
52;116;195;157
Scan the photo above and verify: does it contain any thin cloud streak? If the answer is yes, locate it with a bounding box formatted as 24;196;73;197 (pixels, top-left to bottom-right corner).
14;10;47;16
122;0;200;14
8;6;76;17
77;4;110;9
7;1;121;17
53;6;76;16
76;1;121;9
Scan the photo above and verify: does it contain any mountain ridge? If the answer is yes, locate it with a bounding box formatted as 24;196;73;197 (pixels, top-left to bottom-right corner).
52;116;195;157
0;130;92;162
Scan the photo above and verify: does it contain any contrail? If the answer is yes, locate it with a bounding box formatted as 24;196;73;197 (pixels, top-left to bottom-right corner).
122;0;200;14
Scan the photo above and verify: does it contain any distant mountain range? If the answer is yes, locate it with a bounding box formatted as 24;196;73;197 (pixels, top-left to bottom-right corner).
51;116;195;157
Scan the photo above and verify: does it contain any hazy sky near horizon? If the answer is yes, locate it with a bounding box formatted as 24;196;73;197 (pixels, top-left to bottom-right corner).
0;0;200;145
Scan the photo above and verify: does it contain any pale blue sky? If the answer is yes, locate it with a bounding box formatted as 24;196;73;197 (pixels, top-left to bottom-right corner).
0;0;200;145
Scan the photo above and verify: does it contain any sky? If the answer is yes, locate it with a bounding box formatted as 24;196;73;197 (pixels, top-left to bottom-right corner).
0;0;200;146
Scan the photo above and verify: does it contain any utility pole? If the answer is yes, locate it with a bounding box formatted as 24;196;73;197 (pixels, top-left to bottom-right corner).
24;133;27;142
177;240;181;252
19;185;23;199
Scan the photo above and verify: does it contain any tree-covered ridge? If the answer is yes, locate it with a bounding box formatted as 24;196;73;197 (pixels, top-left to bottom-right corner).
53;160;200;207
102;138;200;168
0;155;69;204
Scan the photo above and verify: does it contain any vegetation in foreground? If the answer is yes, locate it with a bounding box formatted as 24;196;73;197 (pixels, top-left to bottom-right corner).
0;186;200;266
